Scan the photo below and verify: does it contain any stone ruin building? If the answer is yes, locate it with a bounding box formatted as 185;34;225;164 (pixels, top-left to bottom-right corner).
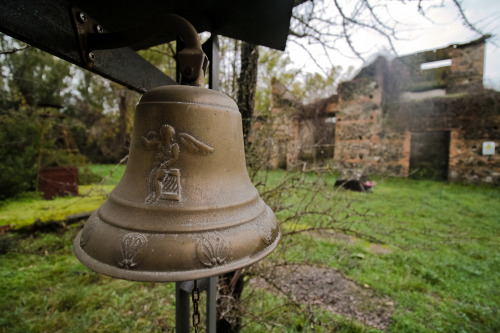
264;36;500;184
252;78;337;170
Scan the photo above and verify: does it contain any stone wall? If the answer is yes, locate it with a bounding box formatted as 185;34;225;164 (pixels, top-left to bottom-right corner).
334;58;412;176
396;36;488;94
385;92;500;182
260;79;337;170
333;36;500;184
258;37;498;183
250;79;299;169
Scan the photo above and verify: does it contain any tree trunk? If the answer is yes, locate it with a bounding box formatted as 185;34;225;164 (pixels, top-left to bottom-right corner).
215;42;259;333
117;89;131;157
237;42;259;147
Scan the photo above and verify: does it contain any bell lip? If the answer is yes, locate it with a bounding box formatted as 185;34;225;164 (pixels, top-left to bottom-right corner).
73;230;281;282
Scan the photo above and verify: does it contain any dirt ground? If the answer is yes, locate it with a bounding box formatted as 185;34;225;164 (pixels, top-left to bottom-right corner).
252;264;394;330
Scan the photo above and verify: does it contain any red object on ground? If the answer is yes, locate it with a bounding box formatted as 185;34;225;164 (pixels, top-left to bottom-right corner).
39;167;78;200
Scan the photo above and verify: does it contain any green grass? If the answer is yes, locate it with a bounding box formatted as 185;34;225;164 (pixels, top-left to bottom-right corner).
271;175;500;333
0;227;177;332
0;168;499;332
84;164;127;185
0;164;126;229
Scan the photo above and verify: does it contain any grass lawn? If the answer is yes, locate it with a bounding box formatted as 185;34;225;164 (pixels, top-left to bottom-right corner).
289;176;500;332
0;164;126;229
0;166;499;332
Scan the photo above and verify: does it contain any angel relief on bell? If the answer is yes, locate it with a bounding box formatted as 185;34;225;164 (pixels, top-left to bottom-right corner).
142;124;214;203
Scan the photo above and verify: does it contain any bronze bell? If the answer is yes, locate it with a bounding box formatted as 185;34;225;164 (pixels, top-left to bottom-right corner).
74;84;280;282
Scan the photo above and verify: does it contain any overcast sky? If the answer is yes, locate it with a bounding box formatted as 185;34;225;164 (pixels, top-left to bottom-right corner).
286;0;500;89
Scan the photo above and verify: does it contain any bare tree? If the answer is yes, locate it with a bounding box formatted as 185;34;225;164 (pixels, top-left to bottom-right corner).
214;1;486;332
289;0;485;73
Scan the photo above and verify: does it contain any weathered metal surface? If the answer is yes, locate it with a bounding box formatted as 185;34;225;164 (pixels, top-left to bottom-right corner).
0;0;175;93
70;9;207;86
68;0;294;51
73;85;280;281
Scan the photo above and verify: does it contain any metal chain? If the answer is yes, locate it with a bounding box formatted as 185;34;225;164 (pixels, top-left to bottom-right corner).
191;280;201;333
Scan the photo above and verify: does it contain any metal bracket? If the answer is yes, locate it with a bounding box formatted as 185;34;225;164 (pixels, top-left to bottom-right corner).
70;7;101;67
70;8;208;86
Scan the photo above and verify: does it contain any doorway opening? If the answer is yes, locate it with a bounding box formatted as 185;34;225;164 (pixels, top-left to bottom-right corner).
409;131;450;181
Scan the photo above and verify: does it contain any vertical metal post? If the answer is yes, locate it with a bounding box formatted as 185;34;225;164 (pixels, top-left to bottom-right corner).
174;34;220;333
203;35;220;332
176;282;191;333
206;276;217;333
202;35;220;91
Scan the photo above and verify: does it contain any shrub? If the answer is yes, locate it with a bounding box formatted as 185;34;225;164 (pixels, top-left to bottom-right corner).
0;110;40;199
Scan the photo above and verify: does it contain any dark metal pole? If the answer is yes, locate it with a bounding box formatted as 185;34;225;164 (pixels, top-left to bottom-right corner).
206;276;217;333
203;35;220;91
175;282;191;333
174;35;220;333
202;34;220;333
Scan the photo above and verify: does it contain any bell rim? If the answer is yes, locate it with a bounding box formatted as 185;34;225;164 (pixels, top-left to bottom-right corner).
73;229;281;282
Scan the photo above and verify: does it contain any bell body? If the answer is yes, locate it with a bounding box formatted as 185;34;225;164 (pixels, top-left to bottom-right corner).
74;85;280;282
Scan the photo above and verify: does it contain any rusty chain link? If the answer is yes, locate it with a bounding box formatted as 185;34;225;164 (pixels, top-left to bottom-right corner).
191;280;200;333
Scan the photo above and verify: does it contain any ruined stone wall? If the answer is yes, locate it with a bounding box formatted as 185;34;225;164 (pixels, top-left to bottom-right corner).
388;92;500;183
266;79;299;169
336;87;500;183
333;37;499;184
261;80;337;170
395;36;488;94
448;40;486;93
334;58;411;176
297;96;337;165
259;37;497;182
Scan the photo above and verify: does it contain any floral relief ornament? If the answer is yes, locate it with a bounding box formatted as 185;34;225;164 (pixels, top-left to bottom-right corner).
196;233;231;267
142;124;214;203
118;233;148;270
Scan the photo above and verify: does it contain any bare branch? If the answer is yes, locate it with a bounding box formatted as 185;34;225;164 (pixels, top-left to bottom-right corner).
333;0;398;57
289;0;484;70
452;0;483;35
0;44;29;55
362;0;394;33
289;39;331;75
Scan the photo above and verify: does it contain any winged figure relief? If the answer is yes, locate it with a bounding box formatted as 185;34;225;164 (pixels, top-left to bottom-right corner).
142;124;215;203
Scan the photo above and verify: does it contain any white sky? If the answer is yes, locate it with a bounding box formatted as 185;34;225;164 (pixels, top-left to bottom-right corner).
286;0;500;89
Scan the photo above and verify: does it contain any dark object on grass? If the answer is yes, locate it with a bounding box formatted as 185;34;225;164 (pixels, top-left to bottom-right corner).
39;167;78;200
335;175;376;192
